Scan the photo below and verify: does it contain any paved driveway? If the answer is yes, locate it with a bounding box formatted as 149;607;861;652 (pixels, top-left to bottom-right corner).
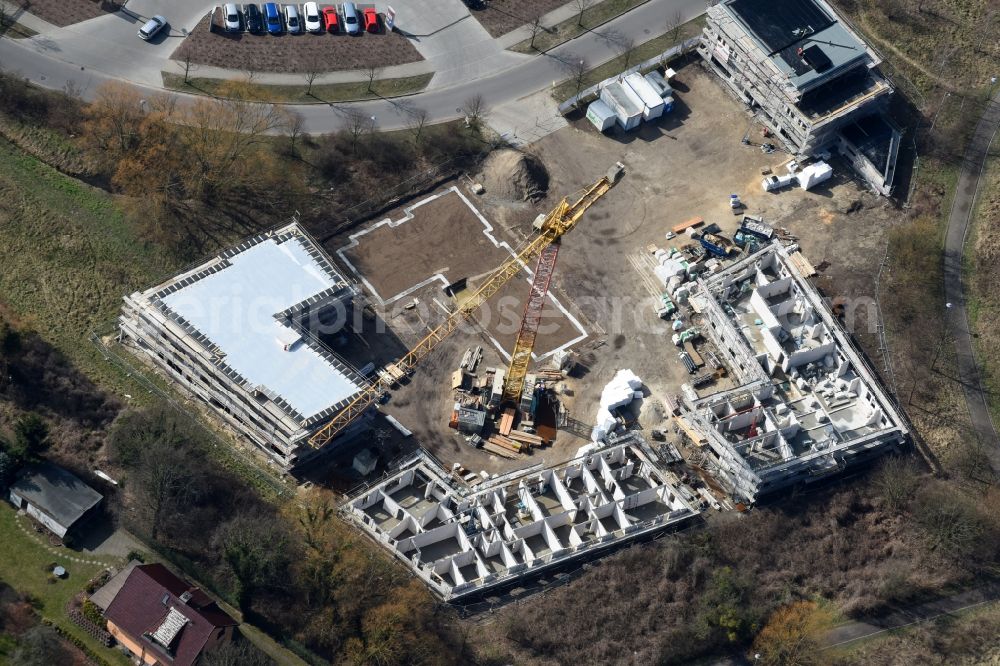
943;90;1000;470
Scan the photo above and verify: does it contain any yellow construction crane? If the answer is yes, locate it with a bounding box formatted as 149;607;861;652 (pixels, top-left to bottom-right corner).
307;165;623;449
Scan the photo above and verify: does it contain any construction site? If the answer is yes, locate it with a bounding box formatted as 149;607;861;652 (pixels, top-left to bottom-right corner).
117;0;914;601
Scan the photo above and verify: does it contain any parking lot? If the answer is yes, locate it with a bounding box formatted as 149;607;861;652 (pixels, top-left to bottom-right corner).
323;60;901;478
170;5;423;71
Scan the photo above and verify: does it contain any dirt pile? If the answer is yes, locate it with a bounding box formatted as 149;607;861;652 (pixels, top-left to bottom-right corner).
478;149;549;202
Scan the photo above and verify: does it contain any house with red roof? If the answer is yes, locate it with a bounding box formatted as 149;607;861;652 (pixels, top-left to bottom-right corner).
96;563;237;666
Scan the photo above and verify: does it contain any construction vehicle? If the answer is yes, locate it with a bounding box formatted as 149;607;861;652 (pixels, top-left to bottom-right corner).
306;164;624;449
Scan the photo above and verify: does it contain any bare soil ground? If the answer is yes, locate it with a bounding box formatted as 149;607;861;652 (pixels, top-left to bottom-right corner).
468;0;568;38
337;188;581;356
171;11;424;73
11;0;120;27
328;62;959;482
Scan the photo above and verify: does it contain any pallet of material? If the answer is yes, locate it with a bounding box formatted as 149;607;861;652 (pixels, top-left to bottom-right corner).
672;216;704;234
674;416;707;445
384;363;407;381
498;408;515;436
508;431;544;447
482;441;519;459
488;435;527;454
536;370;564;381
683;340;704;367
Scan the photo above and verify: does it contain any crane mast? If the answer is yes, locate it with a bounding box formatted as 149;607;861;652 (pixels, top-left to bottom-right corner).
307;167;622;449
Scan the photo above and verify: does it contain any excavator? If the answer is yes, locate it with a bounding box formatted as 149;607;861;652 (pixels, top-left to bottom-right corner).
307;163;625;450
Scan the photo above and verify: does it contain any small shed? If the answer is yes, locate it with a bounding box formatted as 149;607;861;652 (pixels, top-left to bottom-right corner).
586;99;616;132
455;407;487;435
8;463;103;540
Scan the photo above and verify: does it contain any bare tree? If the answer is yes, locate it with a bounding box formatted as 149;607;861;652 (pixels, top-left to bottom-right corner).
529;17;545;50
462;93;487;133
571;0;593;27
285;109;305;155
566;57;589;101
406;105;429;145
303;60;322;97
666;8;684;43
178;54;196;85
612;33;637;70
346;108;368;151
366;65;384;94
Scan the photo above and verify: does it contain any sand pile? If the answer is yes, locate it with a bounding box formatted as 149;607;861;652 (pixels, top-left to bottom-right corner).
478;149;549;202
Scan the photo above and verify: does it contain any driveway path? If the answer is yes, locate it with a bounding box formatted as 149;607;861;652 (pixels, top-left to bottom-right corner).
821;580;1000;649
0;0;705;133
943;90;1000;470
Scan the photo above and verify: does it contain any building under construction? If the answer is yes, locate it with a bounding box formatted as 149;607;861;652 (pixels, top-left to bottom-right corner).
347;434;699;601
699;0;901;195
118;223;369;470
682;243;908;501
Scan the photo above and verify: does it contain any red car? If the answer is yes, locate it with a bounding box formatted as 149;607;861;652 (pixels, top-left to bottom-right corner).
322;5;338;32
362;7;379;33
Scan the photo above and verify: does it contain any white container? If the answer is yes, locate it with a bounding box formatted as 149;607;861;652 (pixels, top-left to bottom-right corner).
586;99;616;132
796;161;833;190
624;72;664;120
644;70;673;98
600;82;643;131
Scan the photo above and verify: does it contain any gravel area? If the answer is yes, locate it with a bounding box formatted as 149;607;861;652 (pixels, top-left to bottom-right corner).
469;0;568;38
11;0;120;27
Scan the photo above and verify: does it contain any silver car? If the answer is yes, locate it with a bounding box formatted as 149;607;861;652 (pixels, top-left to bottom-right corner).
223;3;242;32
137;15;167;40
342;2;359;34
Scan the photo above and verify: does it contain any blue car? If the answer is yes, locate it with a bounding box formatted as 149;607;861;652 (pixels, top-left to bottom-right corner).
264;2;282;34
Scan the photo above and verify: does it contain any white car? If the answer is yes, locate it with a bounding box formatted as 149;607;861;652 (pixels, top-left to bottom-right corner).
303;1;322;32
137;15;167;40
284;4;302;33
223;3;241;32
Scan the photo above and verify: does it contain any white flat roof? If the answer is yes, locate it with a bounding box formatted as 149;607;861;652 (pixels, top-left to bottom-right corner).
160;232;362;421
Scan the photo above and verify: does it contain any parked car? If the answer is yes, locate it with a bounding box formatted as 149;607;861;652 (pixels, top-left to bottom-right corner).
137;15;167;40
321;4;338;32
342;2;360;34
244;3;263;32
285;4;302;33
362;6;378;32
223;3;242;32
303;2;322;32
264;2;283;33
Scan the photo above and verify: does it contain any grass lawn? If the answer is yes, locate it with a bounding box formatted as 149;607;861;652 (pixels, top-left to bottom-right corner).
0;138;176;396
161;71;433;103
550;19;703;101
0;503;130;665
510;0;650;54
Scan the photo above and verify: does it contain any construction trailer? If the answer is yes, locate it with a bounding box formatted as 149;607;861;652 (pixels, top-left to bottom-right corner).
699;0;900;195
118;223;370;471
586;99;617;132
623;72;665;121
600;81;643;131
683;243;908;502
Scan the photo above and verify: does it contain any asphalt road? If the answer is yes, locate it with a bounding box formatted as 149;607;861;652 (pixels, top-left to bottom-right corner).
943;90;1000;470
0;0;706;133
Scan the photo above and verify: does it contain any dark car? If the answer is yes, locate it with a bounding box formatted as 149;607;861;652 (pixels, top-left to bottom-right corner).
243;3;263;32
